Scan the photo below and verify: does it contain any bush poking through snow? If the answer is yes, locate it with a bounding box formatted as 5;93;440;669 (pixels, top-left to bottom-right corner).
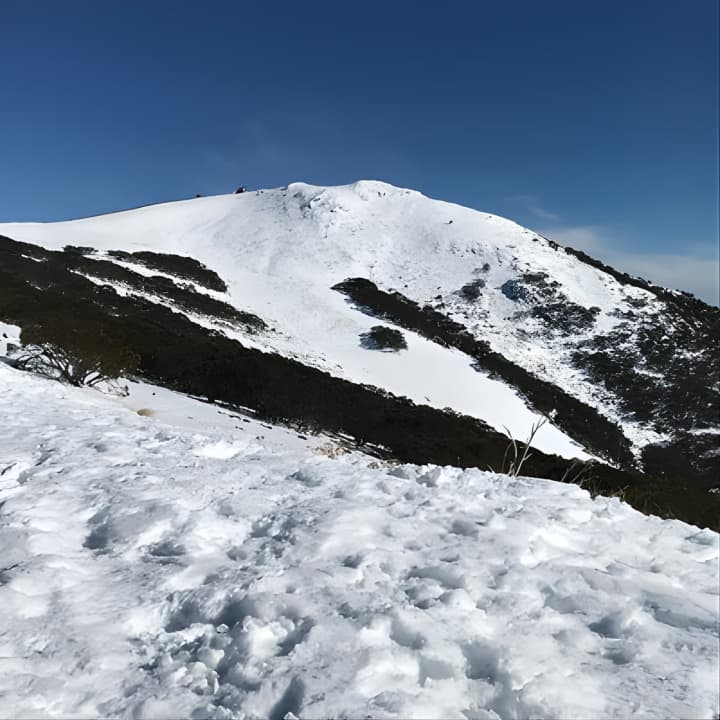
360;325;407;352
458;278;486;301
15;320;139;390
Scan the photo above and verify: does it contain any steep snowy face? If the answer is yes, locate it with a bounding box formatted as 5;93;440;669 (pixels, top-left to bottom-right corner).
0;363;718;719
1;181;718;487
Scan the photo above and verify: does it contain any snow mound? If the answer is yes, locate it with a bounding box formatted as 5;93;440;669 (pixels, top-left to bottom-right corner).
0;363;717;719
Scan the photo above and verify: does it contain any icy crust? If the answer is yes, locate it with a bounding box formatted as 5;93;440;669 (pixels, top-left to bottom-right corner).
0;364;717;719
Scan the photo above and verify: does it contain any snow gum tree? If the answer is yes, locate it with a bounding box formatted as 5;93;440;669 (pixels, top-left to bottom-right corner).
360;325;407;352
16;319;139;389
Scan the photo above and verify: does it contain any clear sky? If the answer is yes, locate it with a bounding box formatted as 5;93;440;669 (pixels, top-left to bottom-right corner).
1;0;718;302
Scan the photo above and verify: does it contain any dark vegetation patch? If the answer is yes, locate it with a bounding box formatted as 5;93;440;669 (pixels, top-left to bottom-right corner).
360;325;407;352
531;301;600;332
60;246;265;332
16;319;139;388
458;279;486;301
332;277;634;468
500;272;601;335
500;279;530;302
2;234;716;528
557;243;718;325
106;249;228;292
532;238;720;490
64;245;96;256
573;322;718;433
572;314;720;488
642;433;720;493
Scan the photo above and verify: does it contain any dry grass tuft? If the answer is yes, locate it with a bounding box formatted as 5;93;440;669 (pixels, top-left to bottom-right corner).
313;442;349;459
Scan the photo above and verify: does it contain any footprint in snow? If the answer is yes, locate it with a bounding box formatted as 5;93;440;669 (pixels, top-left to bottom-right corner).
342;553;363;569
146;540;186;565
416;468;443;487
268;677;305;720
602;642;637;666
403;566;465;610
83;508;113;552
277;617;315;657
462;641;499;683
408;564;465;590
288;469;322;487
390;617;426;650
450;518;480;538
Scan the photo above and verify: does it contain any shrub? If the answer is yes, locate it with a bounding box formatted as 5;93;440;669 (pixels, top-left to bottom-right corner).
500;279;529;302
16;317;139;389
63;245;95;256
106;249;228;292
61;251;265;332
501;418;547;477
459;279;486;301
360;325;407;352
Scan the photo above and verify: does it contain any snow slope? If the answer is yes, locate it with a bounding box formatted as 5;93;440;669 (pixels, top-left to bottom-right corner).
0;362;718;719
1;181;656;459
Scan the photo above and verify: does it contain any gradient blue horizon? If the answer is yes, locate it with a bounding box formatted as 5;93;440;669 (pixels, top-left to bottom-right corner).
1;1;717;300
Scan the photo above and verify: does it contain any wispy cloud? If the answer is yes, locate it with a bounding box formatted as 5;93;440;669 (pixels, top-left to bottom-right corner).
504;194;563;223
539;225;720;306
527;204;562;222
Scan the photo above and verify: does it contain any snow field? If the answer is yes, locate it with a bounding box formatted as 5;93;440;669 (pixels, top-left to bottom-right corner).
0;363;718;719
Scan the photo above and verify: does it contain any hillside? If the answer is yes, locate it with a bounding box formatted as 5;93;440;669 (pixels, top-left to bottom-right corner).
0;181;718;527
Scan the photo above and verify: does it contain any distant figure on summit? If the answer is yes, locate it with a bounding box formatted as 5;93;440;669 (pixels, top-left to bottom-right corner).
235;186;246;194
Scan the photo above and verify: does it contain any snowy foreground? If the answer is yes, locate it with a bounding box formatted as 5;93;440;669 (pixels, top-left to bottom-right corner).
0;363;718;719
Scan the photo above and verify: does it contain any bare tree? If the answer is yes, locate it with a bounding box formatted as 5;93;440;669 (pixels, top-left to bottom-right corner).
501;417;547;478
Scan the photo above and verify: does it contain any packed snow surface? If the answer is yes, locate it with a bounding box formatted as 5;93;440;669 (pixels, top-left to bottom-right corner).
0;362;718;719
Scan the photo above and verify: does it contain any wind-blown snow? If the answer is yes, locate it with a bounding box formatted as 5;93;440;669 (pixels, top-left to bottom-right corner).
0;363;717;719
1;180;653;459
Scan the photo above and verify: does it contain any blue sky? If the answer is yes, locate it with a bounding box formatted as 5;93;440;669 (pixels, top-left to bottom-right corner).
1;0;718;301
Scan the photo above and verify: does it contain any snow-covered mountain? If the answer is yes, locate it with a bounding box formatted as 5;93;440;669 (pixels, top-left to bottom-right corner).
1;181;719;717
0;181;718;527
